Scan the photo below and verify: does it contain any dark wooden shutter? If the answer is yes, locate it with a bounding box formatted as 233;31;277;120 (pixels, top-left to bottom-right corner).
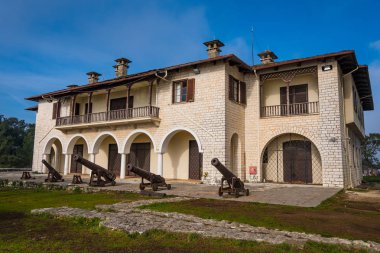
228;75;234;101
294;84;308;103
280;87;287;105
172;83;176;103
85;103;93;114
52;103;57;119
186;78;195;102
75;103;80;116
240;82;246;105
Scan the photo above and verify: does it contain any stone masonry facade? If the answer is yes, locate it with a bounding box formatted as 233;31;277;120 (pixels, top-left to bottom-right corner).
30;46;371;188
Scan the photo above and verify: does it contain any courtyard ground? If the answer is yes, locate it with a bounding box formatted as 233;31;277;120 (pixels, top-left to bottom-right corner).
0;188;376;253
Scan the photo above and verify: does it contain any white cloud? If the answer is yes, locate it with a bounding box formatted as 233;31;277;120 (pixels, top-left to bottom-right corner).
370;40;380;52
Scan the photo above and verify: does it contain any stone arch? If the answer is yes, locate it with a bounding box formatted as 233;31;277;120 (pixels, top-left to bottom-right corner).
122;129;157;154
65;134;91;155
91;132;121;154
260;128;321;157
260;132;323;184
43;136;63;155
159;127;203;153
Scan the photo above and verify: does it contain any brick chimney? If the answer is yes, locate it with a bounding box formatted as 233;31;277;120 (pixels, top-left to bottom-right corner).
258;50;278;64
203;39;224;58
86;72;101;84
114;58;131;78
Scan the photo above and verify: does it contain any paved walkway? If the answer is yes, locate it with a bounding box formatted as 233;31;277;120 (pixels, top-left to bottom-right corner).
31;197;380;251
0;171;341;207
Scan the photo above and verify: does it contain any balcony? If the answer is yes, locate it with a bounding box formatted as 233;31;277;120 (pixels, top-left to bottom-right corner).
55;106;160;129
261;101;319;118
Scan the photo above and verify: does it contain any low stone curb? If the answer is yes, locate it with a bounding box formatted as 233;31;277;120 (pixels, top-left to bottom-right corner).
32;197;380;252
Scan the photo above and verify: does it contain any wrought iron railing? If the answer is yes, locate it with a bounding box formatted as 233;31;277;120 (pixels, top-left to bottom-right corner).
56;106;160;126
261;101;319;117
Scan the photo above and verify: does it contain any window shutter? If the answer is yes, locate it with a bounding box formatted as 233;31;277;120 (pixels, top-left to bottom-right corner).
294;84;308;103
172;83;175;103
57;101;61;118
186;78;195;102
240;81;247;105
52;103;57;119
280;87;287;105
229;75;234;101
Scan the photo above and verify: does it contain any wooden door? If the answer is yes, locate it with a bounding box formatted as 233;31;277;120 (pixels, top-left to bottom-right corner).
70;144;83;174
189;140;201;180
283;140;312;183
108;144;121;176
128;143;151;175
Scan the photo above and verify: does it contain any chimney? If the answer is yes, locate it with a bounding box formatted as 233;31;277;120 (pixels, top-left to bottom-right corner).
86;72;101;84
203;39;224;58
114;58;131;77
258;50;278;64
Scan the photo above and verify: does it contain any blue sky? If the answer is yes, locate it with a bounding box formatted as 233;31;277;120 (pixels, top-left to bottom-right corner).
1;0;379;133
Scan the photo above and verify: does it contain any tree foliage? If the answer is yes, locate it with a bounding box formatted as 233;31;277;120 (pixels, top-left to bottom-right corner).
0;115;35;168
361;133;380;169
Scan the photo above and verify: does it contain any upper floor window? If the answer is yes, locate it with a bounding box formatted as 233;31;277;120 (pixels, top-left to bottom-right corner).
172;79;195;103
228;75;246;105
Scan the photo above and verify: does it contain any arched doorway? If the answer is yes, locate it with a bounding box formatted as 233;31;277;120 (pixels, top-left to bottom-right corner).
123;130;156;176
92;133;121;177
230;133;242;178
261;133;322;184
66;135;90;174
43;137;64;173
160;129;203;180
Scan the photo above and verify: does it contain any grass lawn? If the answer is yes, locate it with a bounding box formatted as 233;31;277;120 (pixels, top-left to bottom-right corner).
141;191;380;244
363;176;380;183
0;188;371;253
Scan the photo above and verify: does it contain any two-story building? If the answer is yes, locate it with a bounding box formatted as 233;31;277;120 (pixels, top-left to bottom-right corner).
26;40;374;188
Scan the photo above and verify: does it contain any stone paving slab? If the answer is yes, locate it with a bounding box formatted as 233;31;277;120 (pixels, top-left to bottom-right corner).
0;171;341;207
31;197;380;252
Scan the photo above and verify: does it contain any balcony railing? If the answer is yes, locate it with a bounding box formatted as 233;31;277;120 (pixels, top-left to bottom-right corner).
261;101;319;118
56;106;160;126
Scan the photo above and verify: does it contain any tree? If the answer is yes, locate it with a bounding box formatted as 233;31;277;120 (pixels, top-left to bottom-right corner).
362;133;380;169
0;115;35;168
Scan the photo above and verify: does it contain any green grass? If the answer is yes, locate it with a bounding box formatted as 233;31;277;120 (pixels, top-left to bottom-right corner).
141;191;380;243
0;188;371;253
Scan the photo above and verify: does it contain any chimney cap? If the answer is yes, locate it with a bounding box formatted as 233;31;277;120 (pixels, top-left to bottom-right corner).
86;71;102;76
257;50;278;60
203;39;225;47
115;57;131;64
67;84;79;88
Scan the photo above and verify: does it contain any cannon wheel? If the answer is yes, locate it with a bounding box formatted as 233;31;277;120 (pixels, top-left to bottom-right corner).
235;190;240;198
139;183;145;190
245;189;249;196
166;184;171;190
218;187;223;196
152;184;158;191
111;181;116;186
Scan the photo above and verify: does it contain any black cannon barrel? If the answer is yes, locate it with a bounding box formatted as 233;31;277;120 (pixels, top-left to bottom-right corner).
211;158;237;180
42;159;63;180
73;154;116;181
127;164;165;184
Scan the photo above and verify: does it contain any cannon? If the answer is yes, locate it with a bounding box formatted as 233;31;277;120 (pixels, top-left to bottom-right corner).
73;154;116;187
211;158;249;197
42;159;64;182
127;164;171;191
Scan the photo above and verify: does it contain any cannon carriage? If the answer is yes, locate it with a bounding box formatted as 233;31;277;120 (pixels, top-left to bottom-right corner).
127;164;171;191
42;159;64;182
211;158;249;198
73;155;116;187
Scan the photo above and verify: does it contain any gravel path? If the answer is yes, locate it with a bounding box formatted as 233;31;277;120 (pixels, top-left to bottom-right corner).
32;197;380;252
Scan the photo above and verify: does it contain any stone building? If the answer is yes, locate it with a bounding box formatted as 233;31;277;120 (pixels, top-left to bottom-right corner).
26;40;374;188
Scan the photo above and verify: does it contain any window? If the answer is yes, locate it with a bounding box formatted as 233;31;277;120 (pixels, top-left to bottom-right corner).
172;79;195;103
280;84;308;115
85;103;93;114
228;75;246;105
